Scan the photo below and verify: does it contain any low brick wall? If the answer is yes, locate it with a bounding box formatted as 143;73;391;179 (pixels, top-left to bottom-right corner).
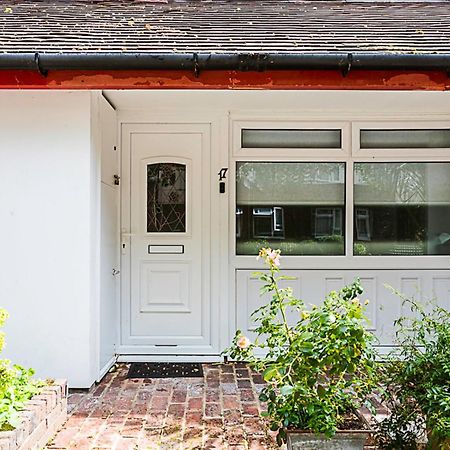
0;379;68;450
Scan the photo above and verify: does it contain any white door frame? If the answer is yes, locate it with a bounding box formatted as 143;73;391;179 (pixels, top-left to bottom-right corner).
117;114;229;360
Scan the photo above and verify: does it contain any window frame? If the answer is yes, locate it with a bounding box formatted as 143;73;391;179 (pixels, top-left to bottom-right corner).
141;156;192;238
230;157;348;259
352;121;450;158
230;117;450;270
232;120;351;158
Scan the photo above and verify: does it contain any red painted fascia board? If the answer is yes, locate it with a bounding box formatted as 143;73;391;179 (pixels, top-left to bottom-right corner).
0;69;449;90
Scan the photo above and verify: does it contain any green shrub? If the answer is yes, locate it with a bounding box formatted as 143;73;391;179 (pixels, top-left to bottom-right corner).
0;309;44;430
224;248;378;444
376;293;450;450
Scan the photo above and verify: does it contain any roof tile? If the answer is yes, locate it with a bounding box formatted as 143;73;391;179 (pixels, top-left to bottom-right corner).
0;0;449;54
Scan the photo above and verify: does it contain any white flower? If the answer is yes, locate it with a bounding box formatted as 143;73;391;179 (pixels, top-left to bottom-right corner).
237;335;251;349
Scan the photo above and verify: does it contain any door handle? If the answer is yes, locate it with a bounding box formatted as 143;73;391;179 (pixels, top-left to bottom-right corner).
112;269;120;276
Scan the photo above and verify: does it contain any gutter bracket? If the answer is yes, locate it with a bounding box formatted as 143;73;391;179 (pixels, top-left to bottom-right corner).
193;53;200;78
34;53;48;77
341;53;353;77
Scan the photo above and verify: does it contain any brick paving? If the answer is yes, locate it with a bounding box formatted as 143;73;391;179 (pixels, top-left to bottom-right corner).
46;363;379;450
46;363;279;450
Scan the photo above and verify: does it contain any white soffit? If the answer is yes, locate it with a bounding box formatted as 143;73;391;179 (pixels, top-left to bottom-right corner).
103;90;450;114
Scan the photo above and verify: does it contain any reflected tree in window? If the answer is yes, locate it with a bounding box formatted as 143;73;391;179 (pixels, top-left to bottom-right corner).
236;162;345;256
354;163;450;255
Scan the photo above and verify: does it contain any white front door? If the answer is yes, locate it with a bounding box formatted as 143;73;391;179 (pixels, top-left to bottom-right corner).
121;124;216;355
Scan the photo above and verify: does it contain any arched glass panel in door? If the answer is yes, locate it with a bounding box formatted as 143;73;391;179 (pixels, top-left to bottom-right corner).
147;163;186;233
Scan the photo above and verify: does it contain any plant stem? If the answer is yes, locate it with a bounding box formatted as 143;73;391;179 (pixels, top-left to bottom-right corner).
271;269;293;346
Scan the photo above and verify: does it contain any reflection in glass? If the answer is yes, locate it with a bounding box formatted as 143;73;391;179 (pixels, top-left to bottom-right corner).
242;129;341;149
236;162;345;255
147;163;186;233
354;163;450;255
360;129;450;149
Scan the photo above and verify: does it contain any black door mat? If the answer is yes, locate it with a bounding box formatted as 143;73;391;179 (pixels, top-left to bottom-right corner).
127;362;204;379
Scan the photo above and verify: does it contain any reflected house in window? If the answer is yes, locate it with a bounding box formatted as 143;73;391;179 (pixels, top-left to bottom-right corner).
236;162;345;255
252;207;285;239
355;208;371;241
314;208;342;238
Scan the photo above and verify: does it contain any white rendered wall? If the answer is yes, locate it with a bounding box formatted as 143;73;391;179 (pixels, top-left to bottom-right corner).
0;91;98;388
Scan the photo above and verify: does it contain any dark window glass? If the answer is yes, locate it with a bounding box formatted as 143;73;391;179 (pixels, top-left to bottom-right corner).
354;162;450;255
147;163;186;233
236;162;345;256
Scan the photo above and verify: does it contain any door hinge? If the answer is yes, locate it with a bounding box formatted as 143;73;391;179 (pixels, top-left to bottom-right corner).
114;174;120;185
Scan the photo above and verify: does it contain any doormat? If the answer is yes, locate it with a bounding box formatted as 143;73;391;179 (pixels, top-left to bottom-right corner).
127;362;204;379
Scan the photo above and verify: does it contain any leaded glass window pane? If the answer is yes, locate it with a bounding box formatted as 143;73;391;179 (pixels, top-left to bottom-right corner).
147;163;186;233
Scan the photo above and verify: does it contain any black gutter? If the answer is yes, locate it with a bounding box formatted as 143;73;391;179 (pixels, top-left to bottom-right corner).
1;52;450;73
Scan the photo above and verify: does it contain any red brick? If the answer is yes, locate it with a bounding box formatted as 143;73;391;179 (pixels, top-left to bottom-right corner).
150;395;170;411
185;411;202;427
224;409;242;426
205;388;220;402
223;395;240;410
226;425;247;445
220;374;236;383
187;397;203;410
167;402;186;419
236;368;251;379
244;417;265;436
172;389;187;403
48;427;79;448
221;383;238;395
240;388;256;402
242;403;260;416
220;364;234;374
204;403;221;418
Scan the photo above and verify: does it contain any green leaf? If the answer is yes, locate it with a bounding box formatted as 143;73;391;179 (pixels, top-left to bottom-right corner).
280;385;294;396
317;385;326;398
263;367;279;381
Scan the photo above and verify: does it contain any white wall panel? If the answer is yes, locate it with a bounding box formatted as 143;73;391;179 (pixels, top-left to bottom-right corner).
237;270;450;347
97;96;119;378
0;91;96;387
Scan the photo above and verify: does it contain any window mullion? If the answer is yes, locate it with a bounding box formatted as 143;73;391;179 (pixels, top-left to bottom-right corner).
346;160;354;258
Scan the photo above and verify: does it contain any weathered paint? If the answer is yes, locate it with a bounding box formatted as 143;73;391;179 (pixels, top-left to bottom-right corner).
0;69;449;90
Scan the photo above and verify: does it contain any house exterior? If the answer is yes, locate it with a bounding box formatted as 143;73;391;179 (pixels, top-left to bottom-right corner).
1;0;450;388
